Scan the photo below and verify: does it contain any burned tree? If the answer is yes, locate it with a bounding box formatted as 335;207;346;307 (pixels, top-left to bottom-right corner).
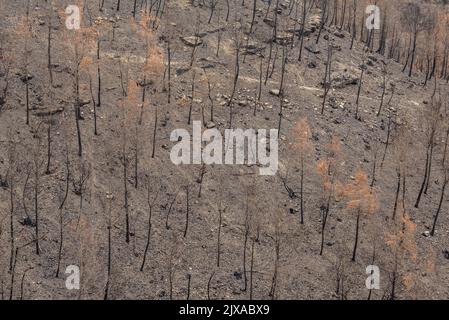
321;38;333;115
400;3;435;77
343;169;378;262
415;96;441;208
293;118;313;224
316;137;341;255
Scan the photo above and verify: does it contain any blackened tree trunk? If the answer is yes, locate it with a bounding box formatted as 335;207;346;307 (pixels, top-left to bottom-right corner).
351;210;361;262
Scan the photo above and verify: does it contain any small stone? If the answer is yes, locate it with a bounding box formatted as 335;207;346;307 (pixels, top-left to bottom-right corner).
308;61;317;68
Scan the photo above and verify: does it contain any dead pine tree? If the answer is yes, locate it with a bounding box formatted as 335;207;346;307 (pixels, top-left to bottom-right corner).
227;23;243;128
349;0;356;50
202;68;215;123
134;15;164;128
354;62;367;120
64;26;97;157
316;0;328;45
297;0;308;62
208;0;219;24
47;6;54;87
183;185;190;238
430;126;449;236
415;96;441;208
126;81;141;188
0;33;12;111
44;91;60;175
268;211;282;300
140;179;160;271
321;38;333;115
30;126;45;255
55;185;68;278
248;236;256;300
5;138;19;272
293;118;313;224
254;54;263;116
216;200;226;267
317;137;341;255
99;191;114;300
165;189;180;230
400;3;435;77
16;15;33;126
167;40;172;104
277;45;287;135
59;135;71;210
120;96;131;244
385;211;418;300
377;62;389;117
241;182;256;292
188;70;196;125
381;110;394;168
167;233;179;300
189;17;202;67
370;141;380;188
392;123;410;221
197;164;207;198
144;47;164;151
343;169;378;262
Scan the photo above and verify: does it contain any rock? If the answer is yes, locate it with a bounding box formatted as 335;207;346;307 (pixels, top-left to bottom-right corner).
289;208;299;215
332;44;342;51
180;36;203;47
243;43;265;55
20;216;34;227
263;18;275;27
334;31;345;38
305;43;320;54
329;97;338;109
270;89;280;96
19;73;33;82
423;231;431;237
200;63;215;69
275;32;293;45
332;62;360;88
79;99;91;106
308;61;317;69
206;122;216;129
176;66;191;76
443;250;449;260
368;55;378;62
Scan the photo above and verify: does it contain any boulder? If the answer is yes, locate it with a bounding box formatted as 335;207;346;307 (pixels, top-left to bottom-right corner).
263;18;275;27
332;62;360;89
275;32;293;45
180;36;203;47
305;43;320;54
